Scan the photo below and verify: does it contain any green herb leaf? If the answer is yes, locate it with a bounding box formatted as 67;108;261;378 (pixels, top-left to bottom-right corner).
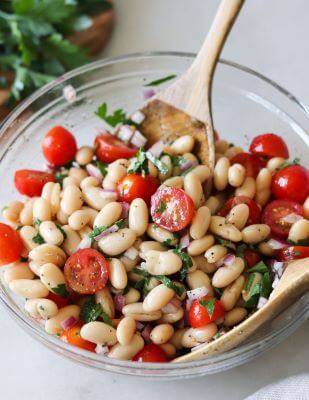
199;298;215;318
170;155;186;167
260;272;272;298
95;102;127;127
127;148;149;176
213;287;222;297
287;238;309;246
216;237;236;250
80;296;113;325
33;218;42;226
244;283;261;308
276;157;301;171
52;283;68;298
173;248;193;281
162;238;173;247
93;160;108;177
88;219;125;239
115;219;125;229
155;275;184;297
54;172;68;187
32;233;45;244
145;151;168;174
144;74;177;87
180;166;196;176
248;261;268;274
56;224;67;239
157;201;167;214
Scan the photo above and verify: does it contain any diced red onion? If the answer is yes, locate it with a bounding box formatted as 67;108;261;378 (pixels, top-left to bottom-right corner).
136;322;145;331
141;324;152;343
179;233;190;250
130;110;145;125
143;89;155;100
147;140;165;158
118;125;134;142
267;238;288;250
180;160;198;171
120;202;130;219
86;164;103;181
257;296;268;309
281;213;303;224
94;224;119;241
186;287;208;310
130;130;147;148
162;297;182;314
271;260;284;278
95;344;109;355
223;253;236;266
78;236;92;249
272;275;280;289
123;246;139;261
63;85;77;104
60;316;77;330
114;294;125;312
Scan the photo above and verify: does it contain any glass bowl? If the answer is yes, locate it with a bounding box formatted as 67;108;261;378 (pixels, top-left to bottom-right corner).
0;52;308;379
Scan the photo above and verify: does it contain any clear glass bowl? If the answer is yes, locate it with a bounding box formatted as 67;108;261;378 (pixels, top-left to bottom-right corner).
0;52;308;379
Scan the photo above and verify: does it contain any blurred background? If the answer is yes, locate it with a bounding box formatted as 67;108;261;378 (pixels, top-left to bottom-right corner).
0;1;308;399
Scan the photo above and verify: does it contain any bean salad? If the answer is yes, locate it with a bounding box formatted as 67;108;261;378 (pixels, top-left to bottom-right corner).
1;98;309;363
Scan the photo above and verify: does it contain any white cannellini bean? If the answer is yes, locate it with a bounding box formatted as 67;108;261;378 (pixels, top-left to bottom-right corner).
226;204;249;230
235;177;256;199
212;257;245;288
19;226;40;251
9;279;49;298
69;167;88;185
220;275;245;311
75;146;94;166
29;244;67;267
256;168;272;191
143;284;175;312
25;299;41;318
170;328;187;350
41;182;61;216
147;223;178;246
29;261;42;276
36;299;58;320
242;224;271;244
80;176;101;190
190;206;211;240
144;250;182;275
182;323;218;348
122;302;162;321
184;172;203;208
205;195;225;215
93;202;122;228
205;244;228;263
129;198;148;236
223;307;248;327
2;201;23;223
214;157;230;191
123;288;141;305
3;262;34;284
81;207;98;227
162;176;184;188
139;241;166;259
116;316;136;345
107;159;128;183
61;185;83;215
159;155;173;180
33;198;51;222
187;235;215;256
95;288;115;318
102;176;116;190
45;305;80;334
160;343;176;359
228;163;246;187
209;216;242;242
224;146;243;159
108;258;128;290
191;165;210;183
39;221;64;246
62;176;77;189
171;135;194;154
68;209;92;231
108;334;144;360
61;225;80;256
150;324;174;345
98;229;136;256
288;219;309;243
56;208;69;225
267;157;286;172
39;263;66;293
186;270;214;296
80;321;117;345
193;255;218;274
158;307;184;324
20;198;36;226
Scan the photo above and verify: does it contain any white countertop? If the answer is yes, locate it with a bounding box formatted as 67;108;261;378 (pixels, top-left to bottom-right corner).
1;1;308;399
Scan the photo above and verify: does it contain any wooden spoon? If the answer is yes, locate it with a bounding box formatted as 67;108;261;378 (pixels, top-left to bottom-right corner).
173;258;309;363
140;0;245;171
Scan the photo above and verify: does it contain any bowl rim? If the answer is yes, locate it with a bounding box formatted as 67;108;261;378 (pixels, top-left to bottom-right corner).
0;51;308;373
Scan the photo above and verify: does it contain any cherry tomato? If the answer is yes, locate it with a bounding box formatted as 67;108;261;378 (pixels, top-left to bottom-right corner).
95;133;138;163
277;246;309;262
117;173;160;205
243;249;261;268
14;169;55;197
64;249;109;294
262;200;304;238
219;196;261;225
61;322;96;352
47;292;69;308
150;186;195;232
230;152;266;178
42;126;77;167
189;295;225;327
249;133;289;159
132;344;168;363
0;223;23;266
271;165;309;204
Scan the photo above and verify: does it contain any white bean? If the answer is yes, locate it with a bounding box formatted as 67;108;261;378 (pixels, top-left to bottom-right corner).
191;165;210;182
45;305;80;334
228;163;246;187
75;146;94;166
159;155;173;180
187;235;215;256
220;275;245;311
205;245;228;263
215;139;229;154
122;302;162;321
19;226;40;251
182;323;217;348
256;168;272;191
226;204;249;230
56;209;69;225
80;176;100;190
209;216;242;242
158;307;184;324
29;244;67;267
223;307;247;327
98;229;136;256
116;316;136;345
108;334;144;360
186;270;214;296
3;262;34;284
144;250;182;275
123;288;141;305
242;224;270;244
162;176;184;188
108;258;128;290
171;135;194;154
147;223;178;246
139;241;166;259
61;185;83;215
61;225;80;256
184;172;203;208
205;195;225;215
150;324;174;345
190;206;211;239
20;198;36;226
95;288;115;318
63;176;77;189
143;284;175;312
193;255;218;274
267;157;286;172
170;328;187;349
107;159;128;183
212;257;245;288
36;299;58;320
129;199;148;236
42;182;61;216
80;321;117;345
9;279;49;298
303;197;309;219
93;202;122;228
102;176;116;190
224;146;243;159
25;299;41;318
69;167;88;185
33;198;51;222
214;157;230;191
2;201;23;223
68;209;92;231
39;263;66;293
235;177;256;199
39;221;64;246
288;219;309;243
159;343;176;359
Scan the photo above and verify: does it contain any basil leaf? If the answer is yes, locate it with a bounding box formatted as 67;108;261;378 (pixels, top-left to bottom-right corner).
216;237;236;250
260;272;272;298
199;298;215;318
155;275;184;297
248;261;268;274
52;284;68;298
173;248;193;281
162;238;173;247
244;283;261;308
128;148;149;176
144;74;177;87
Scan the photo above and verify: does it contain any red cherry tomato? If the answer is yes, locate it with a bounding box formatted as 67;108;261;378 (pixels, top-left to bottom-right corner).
117;173;160;205
150;186;195;232
61;322;96;352
95;133;138;163
230;152;266;178
0;223;24;266
271;165;309;204
243;249;261;268
14;169;55;197
132;344;168;363
218;196;261;225
249;133;289;159
42;126;77;167
262;200;304;238
189;295;226;327
64;249;109;294
277;246;309;262
47;292;69;308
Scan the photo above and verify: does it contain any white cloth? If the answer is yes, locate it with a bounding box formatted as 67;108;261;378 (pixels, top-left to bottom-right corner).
245;374;309;400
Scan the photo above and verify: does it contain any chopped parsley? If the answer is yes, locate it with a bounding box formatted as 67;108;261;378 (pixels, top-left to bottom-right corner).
33;218;42;226
56;224;67;239
93;160;108;177
32;233;45;245
248;261;268;274
54;172;68;187
88;219;125;239
52;284;68;298
157;201;167;214
172;248;193;281
162;238;173;247
81;296;113;326
155;275;184;297
128;148;168;176
287;238;309;246
144;74;177;87
199;298;215;318
95;102;127;127
216;237;236;250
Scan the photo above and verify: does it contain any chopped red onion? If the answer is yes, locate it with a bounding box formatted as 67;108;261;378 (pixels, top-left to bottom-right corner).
281;213;303;224
131;110;145;125
186;287;208;310
223;253;236;266
272;275;280;289
63;85;77;104
257;296;268;309
136;322;145;331
162;297;182;314
118;125;134;142
267;238;288;250
130;130;147;148
147;140;165;158
271;260;284;278
114;294;125;312
94;224;119;241
86;164;103;181
60;316;77;330
141;324;152;343
95;344;109;355
179;233;190;250
143;89;155;100
78;236;92;249
120;202;130;219
180;160;198;171
123;246;139;260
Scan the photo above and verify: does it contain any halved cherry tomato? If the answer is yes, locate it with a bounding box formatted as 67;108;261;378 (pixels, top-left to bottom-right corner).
42;126;77;167
271;165;309;204
117;173;160;205
150;186;195;232
277;246;309;262
243;249;261;268
64;249;109;294
262;200;304;238
132;343;168;363
230;152;266;178
218;196;261;225
14;169;55;197
249;133;289;159
47;292;69;308
0;223;24;266
61;322;96;352
189;295;225;327
95;133;138;163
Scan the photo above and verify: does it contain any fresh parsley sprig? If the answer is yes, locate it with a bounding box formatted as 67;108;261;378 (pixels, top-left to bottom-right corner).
95;102;127;127
128;148;168;176
81;296;113;326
